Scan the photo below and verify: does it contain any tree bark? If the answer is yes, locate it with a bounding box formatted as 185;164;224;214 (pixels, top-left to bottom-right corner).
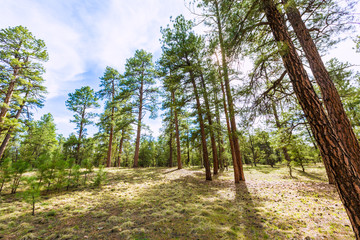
0;94;28;159
168;117;173;168
220;77;238;178
0;73;18;135
106;83;116;168
133;79;144;168
199;73;219;174
189;69;212;181
271;102;293;177
285;4;360;175
117;129;124;167
262;0;360;237
214;0;245;182
76;111;85;165
214;87;224;170
172;90;182;169
106;123;114;167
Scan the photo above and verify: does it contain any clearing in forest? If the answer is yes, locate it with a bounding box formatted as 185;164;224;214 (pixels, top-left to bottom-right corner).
0;165;354;239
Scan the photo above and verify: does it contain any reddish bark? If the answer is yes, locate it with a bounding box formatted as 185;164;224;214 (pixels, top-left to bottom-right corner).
262;0;360;237
286;4;360;177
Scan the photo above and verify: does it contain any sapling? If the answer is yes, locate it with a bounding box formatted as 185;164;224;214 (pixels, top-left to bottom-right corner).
93;165;106;187
21;176;41;216
82;159;93;185
72;164;81;187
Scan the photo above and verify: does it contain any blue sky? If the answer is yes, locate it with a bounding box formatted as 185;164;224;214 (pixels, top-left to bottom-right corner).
1;0;195;137
1;0;359;138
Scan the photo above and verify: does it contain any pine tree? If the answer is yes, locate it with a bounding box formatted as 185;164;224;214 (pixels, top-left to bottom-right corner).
124;49;158;168
66;86;99;165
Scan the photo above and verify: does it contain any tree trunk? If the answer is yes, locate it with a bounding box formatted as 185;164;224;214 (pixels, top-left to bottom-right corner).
220;74;239;180
169;121;173;168
0;104;26;159
214;0;244;182
286;3;360;176
271;102;293;178
106;124;114;167
187;127;190;165
172;90;182;169
107;82;116;167
214;88;224;170
32;197;35;216
199;73;219;174
0;69;19;134
117;129;124;167
189;69;212;181
262;0;360;237
305;121;335;183
76;123;83;165
0;91;29;159
133;80;144;168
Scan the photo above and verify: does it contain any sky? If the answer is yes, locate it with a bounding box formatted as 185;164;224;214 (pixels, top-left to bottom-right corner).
1;0;195;137
1;0;359;138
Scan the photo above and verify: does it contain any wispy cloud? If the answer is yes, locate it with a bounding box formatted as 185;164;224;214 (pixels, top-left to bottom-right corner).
1;0;193;137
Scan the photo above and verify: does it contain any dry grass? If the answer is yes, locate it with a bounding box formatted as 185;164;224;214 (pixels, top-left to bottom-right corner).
0;164;354;239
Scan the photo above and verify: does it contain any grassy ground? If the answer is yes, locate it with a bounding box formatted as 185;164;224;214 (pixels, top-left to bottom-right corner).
0;164;354;240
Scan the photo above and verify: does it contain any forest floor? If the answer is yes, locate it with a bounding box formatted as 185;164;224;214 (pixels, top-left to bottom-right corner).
0;164;354;240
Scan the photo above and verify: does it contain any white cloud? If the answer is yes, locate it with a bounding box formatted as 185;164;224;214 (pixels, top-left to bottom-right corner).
1;0;195;137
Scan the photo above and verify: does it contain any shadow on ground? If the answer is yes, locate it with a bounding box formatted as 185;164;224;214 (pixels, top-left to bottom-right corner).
0;165;354;240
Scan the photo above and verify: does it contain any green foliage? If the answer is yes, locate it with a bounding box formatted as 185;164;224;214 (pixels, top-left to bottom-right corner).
66;86;99;164
355;36;360;53
0;25;48;160
93;165;107;187
20;176;41;215
82;158;93;185
20;113;58;164
124;49;159;119
71;164;81;187
138;136;156;167
10;159;29;194
0;158;12;193
66;86;99;136
327;58;360;137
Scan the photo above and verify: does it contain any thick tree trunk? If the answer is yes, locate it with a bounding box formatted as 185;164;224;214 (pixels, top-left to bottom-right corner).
262;0;360;237
286;3;360;176
215;0;245;182
199;73;219;174
172;90;182;169
133;80;144;168
305;121;335;183
117;130;124;167
189;69;212;181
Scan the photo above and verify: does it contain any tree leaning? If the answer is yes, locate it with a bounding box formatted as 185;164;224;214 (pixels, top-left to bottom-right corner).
261;0;360;237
